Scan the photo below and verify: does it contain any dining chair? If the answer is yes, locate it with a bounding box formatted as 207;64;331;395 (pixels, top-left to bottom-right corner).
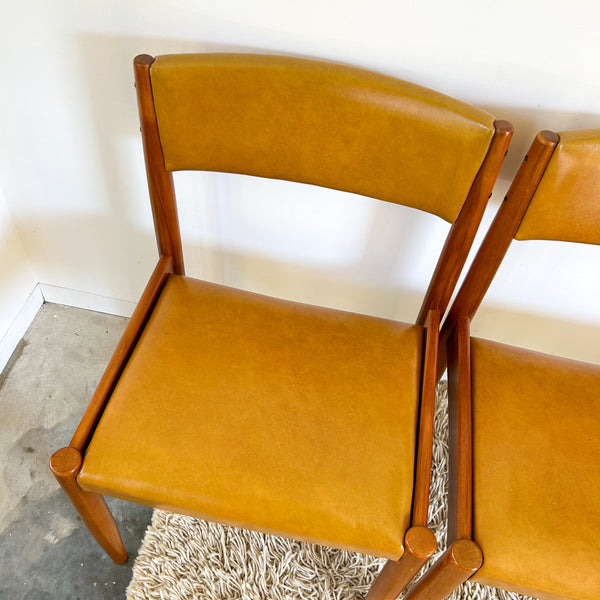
405;129;600;600
50;53;512;598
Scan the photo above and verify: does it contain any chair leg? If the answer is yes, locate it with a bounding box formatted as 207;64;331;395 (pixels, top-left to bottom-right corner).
366;526;437;600
403;539;482;600
50;446;127;564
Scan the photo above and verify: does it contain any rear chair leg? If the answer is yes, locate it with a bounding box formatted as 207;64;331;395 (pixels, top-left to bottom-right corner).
366;526;437;600
403;539;482;600
50;446;127;564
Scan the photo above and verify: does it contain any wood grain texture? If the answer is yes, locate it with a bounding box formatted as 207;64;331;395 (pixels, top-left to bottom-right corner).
50;447;127;564
412;309;441;527
439;130;559;357
366;527;437;600
446;317;473;542
70;255;173;451
417;120;513;326
134;55;185;275
404;539;482;600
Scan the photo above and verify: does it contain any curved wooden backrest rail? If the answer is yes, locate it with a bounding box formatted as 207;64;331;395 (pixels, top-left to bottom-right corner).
439;131;559;361
417;120;513;326
135;55;184;275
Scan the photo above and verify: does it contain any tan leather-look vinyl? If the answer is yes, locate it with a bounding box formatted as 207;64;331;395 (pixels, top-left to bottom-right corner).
78;275;424;559
149;53;495;223
469;338;600;600
516;129;600;245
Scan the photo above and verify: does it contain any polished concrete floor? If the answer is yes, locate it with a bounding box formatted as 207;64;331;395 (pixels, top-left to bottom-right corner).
0;304;152;600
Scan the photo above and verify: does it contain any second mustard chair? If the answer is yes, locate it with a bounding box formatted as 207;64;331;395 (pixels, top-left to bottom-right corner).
405;129;600;600
50;53;512;598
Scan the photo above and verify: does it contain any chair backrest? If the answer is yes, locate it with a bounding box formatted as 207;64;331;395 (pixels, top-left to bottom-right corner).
134;53;512;324
516;129;600;245
441;128;600;342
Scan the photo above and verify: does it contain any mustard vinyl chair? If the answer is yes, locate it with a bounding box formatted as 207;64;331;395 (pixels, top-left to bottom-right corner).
405;129;600;600
50;53;512;598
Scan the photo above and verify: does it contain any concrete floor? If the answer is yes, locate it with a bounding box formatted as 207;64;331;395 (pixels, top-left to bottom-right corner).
0;304;152;600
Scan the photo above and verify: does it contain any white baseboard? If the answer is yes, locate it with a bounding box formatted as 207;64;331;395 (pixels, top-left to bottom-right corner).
39;284;136;318
0;284;44;373
0;283;136;374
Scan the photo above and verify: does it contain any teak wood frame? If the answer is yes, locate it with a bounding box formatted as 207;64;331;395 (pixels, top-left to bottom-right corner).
404;131;560;599
51;53;512;597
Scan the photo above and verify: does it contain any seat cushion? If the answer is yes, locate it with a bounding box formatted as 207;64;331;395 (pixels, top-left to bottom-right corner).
78;275;424;559
470;338;600;600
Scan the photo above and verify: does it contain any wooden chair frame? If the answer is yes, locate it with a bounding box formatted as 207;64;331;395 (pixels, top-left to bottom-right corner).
404;131;560;599
51;53;512;598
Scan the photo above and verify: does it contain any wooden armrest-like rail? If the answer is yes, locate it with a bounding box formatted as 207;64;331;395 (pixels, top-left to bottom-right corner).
69;254;174;452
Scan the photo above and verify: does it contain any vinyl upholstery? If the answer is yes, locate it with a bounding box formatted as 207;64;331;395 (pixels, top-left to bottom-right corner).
78;275;424;559
516;129;600;245
470;337;600;600
149;53;495;223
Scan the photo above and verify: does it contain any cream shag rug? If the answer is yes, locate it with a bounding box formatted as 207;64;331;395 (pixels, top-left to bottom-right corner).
127;384;533;600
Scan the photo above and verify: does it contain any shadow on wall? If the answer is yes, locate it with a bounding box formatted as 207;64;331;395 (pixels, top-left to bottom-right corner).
197;242;429;322
16;210;158;296
472;304;600;365
19;206;600;365
16;207;430;322
21;203;600;366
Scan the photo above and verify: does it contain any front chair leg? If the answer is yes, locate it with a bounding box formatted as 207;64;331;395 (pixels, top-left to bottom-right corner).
50;446;127;564
403;539;482;600
366;526;437;600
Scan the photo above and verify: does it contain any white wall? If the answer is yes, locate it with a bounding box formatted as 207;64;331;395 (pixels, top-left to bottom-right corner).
0;0;598;364
0;185;39;366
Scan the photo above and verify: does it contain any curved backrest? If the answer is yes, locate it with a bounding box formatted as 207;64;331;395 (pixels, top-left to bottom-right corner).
516;129;600;245
135;53;512;322
149;53;495;223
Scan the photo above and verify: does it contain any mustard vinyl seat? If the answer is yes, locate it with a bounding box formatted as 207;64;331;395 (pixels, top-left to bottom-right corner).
470;338;600;598
79;275;424;559
50;52;512;598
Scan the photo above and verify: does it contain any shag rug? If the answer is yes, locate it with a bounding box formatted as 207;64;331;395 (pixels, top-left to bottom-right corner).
127;384;533;600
